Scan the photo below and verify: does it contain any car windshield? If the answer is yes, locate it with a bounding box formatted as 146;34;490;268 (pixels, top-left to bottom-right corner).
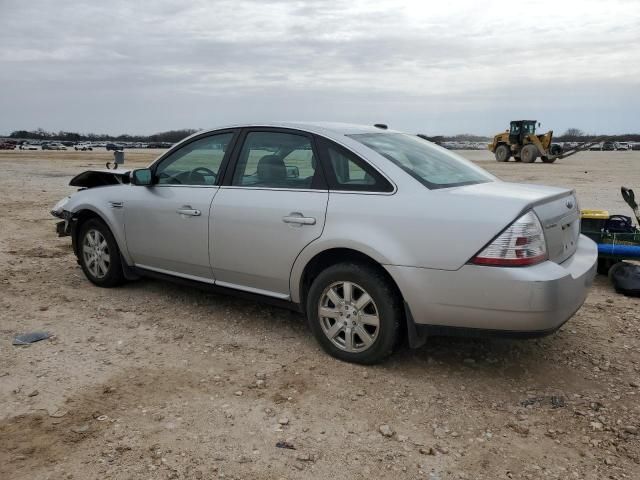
348;133;494;188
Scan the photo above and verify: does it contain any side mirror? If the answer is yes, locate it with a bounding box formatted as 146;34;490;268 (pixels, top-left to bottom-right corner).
131;168;153;186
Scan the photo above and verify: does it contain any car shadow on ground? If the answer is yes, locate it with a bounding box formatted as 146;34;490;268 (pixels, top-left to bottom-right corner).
129;276;563;385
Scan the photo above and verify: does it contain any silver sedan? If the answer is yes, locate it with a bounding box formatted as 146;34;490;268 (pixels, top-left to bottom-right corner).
51;122;597;364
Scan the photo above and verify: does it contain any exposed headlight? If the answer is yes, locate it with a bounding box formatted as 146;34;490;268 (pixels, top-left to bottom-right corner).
50;196;70;218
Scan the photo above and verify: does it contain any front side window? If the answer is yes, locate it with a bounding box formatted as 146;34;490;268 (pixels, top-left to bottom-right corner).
155;132;234;185
348;133;494;189
232;131;323;189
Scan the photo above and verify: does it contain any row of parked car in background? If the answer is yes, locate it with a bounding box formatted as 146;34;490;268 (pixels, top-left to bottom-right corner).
587;141;639;151
2;138;639;152
0;140;175;150
439;141;488;150
441;140;640;152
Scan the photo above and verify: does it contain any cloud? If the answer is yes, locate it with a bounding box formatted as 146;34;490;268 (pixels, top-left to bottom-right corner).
1;0;639;134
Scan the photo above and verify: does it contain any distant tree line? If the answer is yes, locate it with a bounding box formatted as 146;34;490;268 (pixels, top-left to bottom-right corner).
555;128;640;142
7;128;199;143
6;127;640;144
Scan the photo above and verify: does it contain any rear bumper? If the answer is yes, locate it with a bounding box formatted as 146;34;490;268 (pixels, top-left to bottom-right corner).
386;234;598;335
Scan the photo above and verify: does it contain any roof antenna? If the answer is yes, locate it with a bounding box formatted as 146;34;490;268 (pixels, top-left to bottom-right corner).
374;123;388;130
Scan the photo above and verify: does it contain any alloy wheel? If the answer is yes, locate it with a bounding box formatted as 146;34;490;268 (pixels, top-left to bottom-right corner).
82;229;111;279
318;281;380;352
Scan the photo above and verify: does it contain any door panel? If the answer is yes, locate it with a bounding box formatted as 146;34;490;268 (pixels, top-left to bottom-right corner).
210;188;328;296
123;130;236;280
125;186;218;279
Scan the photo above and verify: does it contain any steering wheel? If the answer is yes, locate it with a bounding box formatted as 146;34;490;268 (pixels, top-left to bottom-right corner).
187;167;216;184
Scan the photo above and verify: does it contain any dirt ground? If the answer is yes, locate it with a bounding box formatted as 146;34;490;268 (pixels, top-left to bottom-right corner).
1;148;639;480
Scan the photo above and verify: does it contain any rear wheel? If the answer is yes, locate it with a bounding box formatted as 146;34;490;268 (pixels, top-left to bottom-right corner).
306;262;402;364
495;144;511;162
78;218;125;287
521;144;538;163
541;156;557;163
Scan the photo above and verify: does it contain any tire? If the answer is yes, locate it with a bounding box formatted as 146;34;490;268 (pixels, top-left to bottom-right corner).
541;156;557;163
306;262;403;364
598;258;619;276
495;144;511;162
78;218;125;287
521;144;538;163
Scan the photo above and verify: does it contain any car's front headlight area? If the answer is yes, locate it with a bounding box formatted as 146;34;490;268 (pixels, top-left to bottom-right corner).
50;196;71;218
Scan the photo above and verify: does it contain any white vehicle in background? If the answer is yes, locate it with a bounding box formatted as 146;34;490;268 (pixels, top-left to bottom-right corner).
616;142;630;151
19;142;39;150
42;142;67;151
75;143;94;151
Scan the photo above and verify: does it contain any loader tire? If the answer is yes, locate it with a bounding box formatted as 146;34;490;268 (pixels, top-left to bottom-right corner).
541;156;557;163
495;144;511;162
521;144;538;163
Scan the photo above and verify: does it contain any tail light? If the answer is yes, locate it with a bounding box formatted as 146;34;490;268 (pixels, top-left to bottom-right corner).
471;211;547;267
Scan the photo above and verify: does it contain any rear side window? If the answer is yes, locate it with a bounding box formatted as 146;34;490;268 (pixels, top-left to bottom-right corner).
317;138;393;192
232;131;325;189
348;133;494;189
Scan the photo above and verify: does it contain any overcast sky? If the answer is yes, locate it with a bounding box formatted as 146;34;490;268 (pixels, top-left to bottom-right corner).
2;0;639;136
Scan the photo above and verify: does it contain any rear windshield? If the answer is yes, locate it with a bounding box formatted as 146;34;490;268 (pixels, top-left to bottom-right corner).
348;133;494;189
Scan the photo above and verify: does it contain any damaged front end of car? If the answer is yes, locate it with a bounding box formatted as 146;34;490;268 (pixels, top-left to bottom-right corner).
50;168;131;237
51;196;73;237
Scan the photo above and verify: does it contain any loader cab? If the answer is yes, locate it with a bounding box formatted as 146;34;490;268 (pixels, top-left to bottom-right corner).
509;120;537;145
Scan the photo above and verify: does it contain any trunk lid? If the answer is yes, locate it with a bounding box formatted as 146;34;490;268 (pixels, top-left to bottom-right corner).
445;181;579;265
533;191;580;264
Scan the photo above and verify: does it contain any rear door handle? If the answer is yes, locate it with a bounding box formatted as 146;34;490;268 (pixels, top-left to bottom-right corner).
176;206;201;217
282;212;316;226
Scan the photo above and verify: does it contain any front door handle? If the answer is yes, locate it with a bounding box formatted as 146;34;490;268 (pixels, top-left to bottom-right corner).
176;206;201;217
282;212;316;226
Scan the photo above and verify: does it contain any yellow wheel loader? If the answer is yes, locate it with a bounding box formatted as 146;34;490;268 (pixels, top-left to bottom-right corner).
488;120;603;164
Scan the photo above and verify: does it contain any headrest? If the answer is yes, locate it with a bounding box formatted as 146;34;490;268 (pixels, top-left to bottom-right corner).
257;155;286;182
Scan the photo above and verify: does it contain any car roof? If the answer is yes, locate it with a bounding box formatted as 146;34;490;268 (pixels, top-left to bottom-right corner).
199;121;400;138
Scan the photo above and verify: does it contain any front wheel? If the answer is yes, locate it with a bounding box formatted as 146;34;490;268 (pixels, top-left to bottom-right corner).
306;263;402;364
78;219;125;287
521;144;538;163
